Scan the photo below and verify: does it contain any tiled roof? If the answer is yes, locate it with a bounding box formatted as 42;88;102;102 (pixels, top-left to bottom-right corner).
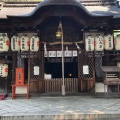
85;6;120;16
80;0;114;6
0;0;120;19
0;7;35;18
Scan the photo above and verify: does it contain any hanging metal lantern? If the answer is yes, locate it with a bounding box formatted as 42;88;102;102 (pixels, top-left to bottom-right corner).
104;34;113;50
114;34;120;50
56;31;62;39
30;35;39;52
11;35;20;51
56;21;62;39
0;64;8;77
20;35;30;51
85;35;94;51
95;34;104;51
0;34;9;52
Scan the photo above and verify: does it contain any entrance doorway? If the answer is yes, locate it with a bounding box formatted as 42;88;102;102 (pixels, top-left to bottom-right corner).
44;57;78;93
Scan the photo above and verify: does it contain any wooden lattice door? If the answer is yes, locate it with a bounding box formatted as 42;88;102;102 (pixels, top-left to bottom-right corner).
28;51;44;93
78;50;95;92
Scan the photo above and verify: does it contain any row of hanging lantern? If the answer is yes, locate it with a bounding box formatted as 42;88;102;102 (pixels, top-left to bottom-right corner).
0;34;39;52
85;34;120;51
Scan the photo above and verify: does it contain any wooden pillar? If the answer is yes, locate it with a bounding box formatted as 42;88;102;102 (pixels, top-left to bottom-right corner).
12;53;17;84
28;51;30;94
106;51;109;66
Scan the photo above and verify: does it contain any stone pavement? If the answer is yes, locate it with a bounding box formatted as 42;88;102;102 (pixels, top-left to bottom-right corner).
0;95;120;120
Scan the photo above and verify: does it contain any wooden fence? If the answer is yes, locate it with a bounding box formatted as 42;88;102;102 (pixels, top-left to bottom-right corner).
45;78;78;93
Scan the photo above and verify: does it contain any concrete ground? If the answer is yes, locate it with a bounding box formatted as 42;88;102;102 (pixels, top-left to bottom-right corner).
0;94;120;120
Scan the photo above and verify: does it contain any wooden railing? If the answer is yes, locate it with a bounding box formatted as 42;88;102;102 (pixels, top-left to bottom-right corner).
45;78;78;93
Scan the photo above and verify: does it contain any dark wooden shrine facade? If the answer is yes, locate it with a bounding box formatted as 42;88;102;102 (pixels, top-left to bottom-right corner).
0;0;120;94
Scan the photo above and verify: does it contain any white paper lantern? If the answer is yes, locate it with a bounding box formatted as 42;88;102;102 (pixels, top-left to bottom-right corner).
30;35;39;52
85;35;94;51
114;34;120;50
104;34;113;50
20;35;30;51
11;35;20;51
0;64;8;77
0;34;9;52
95;34;104;51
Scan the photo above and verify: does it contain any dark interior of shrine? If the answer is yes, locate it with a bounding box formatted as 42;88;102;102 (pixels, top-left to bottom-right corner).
44;57;78;78
40;16;83;43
